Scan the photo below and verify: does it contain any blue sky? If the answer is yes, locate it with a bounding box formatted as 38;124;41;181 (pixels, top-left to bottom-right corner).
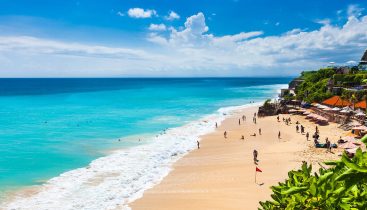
0;0;367;77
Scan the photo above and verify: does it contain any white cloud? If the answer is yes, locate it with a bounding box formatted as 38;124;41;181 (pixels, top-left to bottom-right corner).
315;18;331;25
1;9;367;77
127;8;157;19
116;11;124;17
167;12;212;47
148;23;166;31
165;11;180;20
146;12;367;75
347;4;364;17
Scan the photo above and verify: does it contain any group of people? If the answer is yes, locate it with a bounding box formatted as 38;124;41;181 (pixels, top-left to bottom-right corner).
277;115;293;126
286;114;334;153
295;122;305;133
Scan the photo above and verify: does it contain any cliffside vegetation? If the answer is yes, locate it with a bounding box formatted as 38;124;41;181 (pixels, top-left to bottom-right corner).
295;68;367;103
295;68;334;103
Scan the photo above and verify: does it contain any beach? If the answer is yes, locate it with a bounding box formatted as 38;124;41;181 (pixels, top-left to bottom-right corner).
130;105;346;210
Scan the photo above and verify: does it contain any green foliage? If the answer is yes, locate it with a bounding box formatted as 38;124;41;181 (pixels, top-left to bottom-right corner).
263;99;272;107
295;68;367;103
296;77;332;103
333;74;367;87
259;147;367;210
341;89;367;102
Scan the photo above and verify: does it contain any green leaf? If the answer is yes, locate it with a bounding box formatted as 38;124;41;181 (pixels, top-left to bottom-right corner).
342;154;367;173
281;186;308;195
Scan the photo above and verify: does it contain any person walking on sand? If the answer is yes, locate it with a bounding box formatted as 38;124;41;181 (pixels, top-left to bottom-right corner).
277;115;280;122
306;132;309;141
197;140;200;149
253;149;258;164
238;119;241;125
296;125;299;133
224;131;227;139
215;122;218;128
259;128;262;135
325;138;331;152
278;131;281;139
242;115;246;122
241;135;245;140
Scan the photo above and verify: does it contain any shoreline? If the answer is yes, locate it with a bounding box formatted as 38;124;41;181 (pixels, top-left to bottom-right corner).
130;104;346;209
1;102;263;210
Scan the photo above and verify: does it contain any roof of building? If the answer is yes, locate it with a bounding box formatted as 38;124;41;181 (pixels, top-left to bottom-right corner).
355;100;366;109
360;50;367;64
322;95;351;107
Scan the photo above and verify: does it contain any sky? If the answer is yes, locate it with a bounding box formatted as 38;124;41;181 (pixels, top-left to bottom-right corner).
0;0;367;77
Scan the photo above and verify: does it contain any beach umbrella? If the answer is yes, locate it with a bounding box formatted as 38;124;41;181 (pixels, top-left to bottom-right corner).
339;141;359;149
342;106;353;112
331;107;341;111
355;108;364;113
309;114;318;119
289;109;298;113
356;112;366;116
352;125;367;131
317;116;328;121
322;107;332;111
342;136;356;141
345;147;358;154
317;105;328;109
348;121;361;127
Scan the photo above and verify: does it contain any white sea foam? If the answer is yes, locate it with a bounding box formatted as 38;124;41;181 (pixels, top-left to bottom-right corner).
3;103;259;210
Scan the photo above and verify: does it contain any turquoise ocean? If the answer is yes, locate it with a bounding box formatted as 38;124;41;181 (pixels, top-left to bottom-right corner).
0;78;290;209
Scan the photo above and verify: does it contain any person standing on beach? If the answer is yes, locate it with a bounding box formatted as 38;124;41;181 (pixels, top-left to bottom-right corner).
224;131;227;139
238;119;241;125
259;128;262;135
215;122;218;128
242;115;246;122
325;138;331;152
197;140;200;149
306;132;309;141
296;125;299;133
278;131;281;139
253;149;258;164
277;115;280;122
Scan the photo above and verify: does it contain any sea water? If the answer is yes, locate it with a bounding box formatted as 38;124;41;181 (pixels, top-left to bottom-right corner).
0;78;290;209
